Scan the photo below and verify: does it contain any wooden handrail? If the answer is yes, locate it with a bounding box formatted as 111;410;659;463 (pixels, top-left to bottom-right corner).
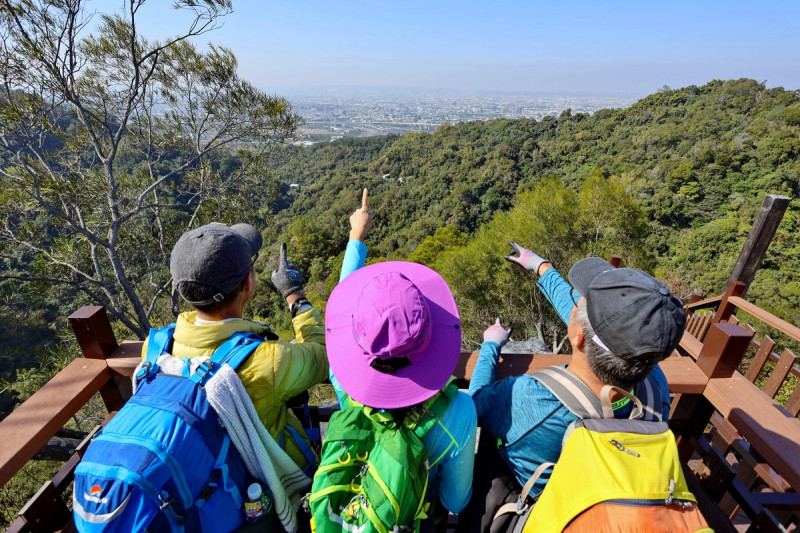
728;296;800;344
685;295;723;311
680;330;703;359
454;351;709;395
0;359;111;488
704;373;800;491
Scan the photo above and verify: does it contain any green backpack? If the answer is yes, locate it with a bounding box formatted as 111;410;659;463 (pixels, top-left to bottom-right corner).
308;380;457;533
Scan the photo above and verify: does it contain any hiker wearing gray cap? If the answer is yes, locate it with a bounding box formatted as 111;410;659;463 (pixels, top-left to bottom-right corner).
459;243;683;532
143;222;327;474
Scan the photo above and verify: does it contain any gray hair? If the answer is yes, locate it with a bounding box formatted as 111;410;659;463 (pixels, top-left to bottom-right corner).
574;299;668;390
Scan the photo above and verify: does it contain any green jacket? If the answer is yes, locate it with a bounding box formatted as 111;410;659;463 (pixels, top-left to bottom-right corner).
142;308;328;470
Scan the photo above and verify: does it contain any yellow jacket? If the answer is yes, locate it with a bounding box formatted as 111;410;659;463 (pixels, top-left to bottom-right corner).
142;308;328;471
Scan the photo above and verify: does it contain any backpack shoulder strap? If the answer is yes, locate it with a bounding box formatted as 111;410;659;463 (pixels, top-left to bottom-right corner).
531;366;603;419
145;324;176;364
189;332;264;386
407;377;458;438
631;372;663;421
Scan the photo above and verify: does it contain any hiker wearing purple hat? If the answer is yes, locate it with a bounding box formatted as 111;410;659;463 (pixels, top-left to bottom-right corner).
459;244;682;532
144;222;328;473
310;189;477;531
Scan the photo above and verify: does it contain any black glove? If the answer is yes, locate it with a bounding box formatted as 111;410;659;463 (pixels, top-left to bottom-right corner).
270;243;304;298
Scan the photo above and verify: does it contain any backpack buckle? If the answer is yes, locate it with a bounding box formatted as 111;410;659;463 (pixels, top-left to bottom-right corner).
194;361;214;382
135;362;152;381
196;470;220;506
515;495;529;515
158;492;185;526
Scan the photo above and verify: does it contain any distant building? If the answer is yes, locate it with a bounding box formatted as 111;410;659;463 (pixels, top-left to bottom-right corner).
289;184;299;188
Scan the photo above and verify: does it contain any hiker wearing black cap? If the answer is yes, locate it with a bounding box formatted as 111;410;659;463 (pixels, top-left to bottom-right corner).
461;244;683;532
144;223;328;474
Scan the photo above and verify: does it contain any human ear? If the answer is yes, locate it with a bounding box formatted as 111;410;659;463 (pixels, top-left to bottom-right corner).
572;325;585;351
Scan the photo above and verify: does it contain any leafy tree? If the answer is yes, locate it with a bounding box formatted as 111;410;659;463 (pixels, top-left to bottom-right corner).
407;225;467;266
0;0;300;338
435;175;651;351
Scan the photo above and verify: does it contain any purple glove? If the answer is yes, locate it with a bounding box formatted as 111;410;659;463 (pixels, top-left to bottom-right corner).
483;317;512;347
505;241;549;272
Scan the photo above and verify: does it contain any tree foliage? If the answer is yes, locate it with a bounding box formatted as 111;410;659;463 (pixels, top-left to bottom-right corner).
0;0;300;338
264;78;800;347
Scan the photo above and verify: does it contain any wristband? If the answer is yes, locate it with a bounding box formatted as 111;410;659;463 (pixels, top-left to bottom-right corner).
290;298;312;318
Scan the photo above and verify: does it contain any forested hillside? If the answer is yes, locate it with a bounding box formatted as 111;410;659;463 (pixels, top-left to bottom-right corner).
268;78;800;346
3;78;800;409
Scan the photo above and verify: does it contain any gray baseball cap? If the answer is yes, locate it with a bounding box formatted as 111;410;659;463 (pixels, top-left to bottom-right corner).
170;223;262;306
568;258;686;358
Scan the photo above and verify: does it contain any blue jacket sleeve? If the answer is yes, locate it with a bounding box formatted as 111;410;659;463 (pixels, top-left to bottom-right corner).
469;341;501;396
536;268;576;325
340;239;367;282
425;392;477;513
468;341;515;442
330;239;369;401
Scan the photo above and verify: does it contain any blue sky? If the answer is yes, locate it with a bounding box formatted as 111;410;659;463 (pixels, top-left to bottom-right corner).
121;0;800;97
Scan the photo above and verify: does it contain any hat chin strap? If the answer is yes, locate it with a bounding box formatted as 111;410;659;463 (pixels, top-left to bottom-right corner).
369;357;412;375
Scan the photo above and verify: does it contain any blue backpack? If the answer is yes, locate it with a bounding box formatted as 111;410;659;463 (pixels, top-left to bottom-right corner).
73;325;263;532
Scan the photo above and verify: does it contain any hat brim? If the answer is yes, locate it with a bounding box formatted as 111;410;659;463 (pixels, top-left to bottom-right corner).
568;257;616;297
326;261;461;409
230;223;262;256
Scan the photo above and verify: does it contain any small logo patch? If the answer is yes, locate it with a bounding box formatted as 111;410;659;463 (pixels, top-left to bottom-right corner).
84;484;108;504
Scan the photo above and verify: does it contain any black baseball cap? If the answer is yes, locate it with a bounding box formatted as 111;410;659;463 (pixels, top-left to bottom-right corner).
170;223;262;306
568;258;686;358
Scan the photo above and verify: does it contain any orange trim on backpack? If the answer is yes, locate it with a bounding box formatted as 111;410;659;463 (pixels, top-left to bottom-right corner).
565;502;712;533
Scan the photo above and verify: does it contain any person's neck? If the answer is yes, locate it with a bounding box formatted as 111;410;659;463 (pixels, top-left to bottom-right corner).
195;309;243;322
566;351;623;402
195;299;245;322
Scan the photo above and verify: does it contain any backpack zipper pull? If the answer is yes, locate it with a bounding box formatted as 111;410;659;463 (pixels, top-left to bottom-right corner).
609;439;640;457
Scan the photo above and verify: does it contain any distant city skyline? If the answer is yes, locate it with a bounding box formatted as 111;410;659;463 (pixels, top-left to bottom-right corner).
124;0;800;98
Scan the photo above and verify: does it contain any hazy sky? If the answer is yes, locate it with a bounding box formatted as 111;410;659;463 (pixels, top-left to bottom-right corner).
120;0;800;97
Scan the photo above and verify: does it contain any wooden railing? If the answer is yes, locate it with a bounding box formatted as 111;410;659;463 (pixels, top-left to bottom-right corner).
686;280;800;414
2;298;800;531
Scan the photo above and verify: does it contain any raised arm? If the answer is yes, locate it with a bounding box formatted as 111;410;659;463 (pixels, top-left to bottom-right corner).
505;242;575;325
340;188;373;282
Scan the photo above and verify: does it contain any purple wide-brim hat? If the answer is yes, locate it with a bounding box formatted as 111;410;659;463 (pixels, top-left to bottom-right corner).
326;261;461;409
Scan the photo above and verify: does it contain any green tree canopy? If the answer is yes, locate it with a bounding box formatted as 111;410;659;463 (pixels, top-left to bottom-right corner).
0;0;300;338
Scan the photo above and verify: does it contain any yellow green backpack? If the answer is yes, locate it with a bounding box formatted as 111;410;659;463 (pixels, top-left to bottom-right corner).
497;367;711;533
307;380;457;533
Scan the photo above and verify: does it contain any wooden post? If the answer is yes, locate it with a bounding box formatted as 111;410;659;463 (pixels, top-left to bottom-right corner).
711;281;746;326
695;323;754;379
686;291;702;318
671;323;753;461
728;194;790;296
68;306;126;412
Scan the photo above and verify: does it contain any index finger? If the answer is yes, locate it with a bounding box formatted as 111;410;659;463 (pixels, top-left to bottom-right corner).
279;242;287;265
361;188;369;209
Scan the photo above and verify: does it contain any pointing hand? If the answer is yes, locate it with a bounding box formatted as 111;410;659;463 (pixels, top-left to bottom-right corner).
483;317;512;347
504;241;550;274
